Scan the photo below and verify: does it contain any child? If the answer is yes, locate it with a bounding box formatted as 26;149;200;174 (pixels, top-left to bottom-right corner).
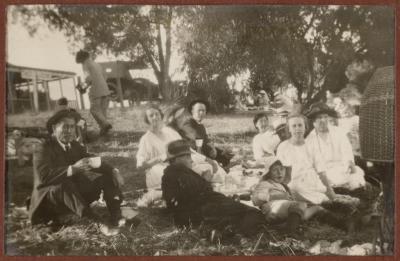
252;156;323;232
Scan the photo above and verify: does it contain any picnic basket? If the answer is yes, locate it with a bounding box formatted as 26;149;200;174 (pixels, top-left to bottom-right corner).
359;66;394;162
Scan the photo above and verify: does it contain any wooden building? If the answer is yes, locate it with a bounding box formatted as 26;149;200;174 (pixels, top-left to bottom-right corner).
6;63;82;114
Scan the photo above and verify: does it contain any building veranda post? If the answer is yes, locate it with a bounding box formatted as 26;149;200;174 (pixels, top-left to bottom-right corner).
6;63;82;114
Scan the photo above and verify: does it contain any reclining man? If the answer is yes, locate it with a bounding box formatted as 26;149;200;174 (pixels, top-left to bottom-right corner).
162;139;265;241
28;109;126;233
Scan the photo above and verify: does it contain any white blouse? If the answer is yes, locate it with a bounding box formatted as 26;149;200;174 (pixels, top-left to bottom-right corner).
252;130;281;161
136;126;181;167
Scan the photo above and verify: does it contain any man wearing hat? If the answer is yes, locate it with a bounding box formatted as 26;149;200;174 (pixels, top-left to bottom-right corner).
177;99;233;168
76;50;112;136
162;139;265;239
29;109;125;231
305;102;366;191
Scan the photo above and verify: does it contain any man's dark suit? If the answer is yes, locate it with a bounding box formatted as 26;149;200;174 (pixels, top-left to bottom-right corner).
162;163;265;237
176;118;233;167
29;138;122;225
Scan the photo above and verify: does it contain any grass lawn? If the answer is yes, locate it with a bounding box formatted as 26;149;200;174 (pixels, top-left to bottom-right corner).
5;107;379;256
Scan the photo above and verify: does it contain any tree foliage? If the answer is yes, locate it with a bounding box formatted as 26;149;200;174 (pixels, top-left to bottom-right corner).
12;5;394;108
178;5;394;108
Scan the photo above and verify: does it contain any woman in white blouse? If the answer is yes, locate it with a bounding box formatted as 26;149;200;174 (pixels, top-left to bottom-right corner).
276;114;336;205
252;113;281;162
136;105;226;205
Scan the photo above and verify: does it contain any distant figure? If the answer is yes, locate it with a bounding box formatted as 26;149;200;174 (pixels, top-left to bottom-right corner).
56;97;69;111
75;50;112;136
29;109;126;234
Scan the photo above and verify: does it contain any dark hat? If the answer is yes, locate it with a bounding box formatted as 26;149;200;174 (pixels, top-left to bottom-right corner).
305;102;337;121
75;50;90;64
46;109;80;134
188;99;209;113
262;156;282;178
165;139;191;162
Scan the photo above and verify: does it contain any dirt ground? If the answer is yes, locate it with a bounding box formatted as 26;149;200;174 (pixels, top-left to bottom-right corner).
4;108;381;256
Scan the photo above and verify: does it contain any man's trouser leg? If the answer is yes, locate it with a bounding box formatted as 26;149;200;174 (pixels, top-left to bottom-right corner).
90;96;109;129
88;172;123;223
44;179;88;218
101;96;110;119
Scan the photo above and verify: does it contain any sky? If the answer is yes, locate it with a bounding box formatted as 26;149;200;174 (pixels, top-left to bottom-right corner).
6;8;186;108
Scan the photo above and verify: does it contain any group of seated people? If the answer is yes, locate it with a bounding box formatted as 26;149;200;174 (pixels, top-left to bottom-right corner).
26;98;374;240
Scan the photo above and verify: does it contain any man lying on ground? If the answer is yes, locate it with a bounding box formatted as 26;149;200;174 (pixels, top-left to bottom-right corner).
29;109;127;235
162;139;265;241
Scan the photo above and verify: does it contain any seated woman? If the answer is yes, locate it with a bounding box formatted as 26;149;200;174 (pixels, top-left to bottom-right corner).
305;102;365;191
252;113;281;162
276;114;336;205
252;156;323;232
175;99;233;168
162;139;265;239
136;105;226;205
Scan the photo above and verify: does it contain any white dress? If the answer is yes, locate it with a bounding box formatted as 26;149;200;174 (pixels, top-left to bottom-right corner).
306;126;365;190
136;126;225;189
276;140;329;205
252;130;281;161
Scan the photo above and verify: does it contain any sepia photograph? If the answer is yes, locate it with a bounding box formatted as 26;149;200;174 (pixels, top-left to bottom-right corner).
4;4;395;256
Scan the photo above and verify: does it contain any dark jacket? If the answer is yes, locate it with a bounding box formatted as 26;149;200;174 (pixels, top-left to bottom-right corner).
162;163;265;235
29;137;113;224
177;118;215;158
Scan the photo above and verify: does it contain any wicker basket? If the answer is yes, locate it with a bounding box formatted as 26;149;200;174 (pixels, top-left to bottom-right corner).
359;66;394;162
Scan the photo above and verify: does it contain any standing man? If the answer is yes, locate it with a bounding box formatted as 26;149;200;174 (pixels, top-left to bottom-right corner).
75;50;112;136
29;109;125;233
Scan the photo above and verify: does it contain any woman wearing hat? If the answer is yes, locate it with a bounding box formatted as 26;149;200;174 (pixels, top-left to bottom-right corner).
305;102;365;191
276;114;336;204
136;105;226;206
162;139;265;238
